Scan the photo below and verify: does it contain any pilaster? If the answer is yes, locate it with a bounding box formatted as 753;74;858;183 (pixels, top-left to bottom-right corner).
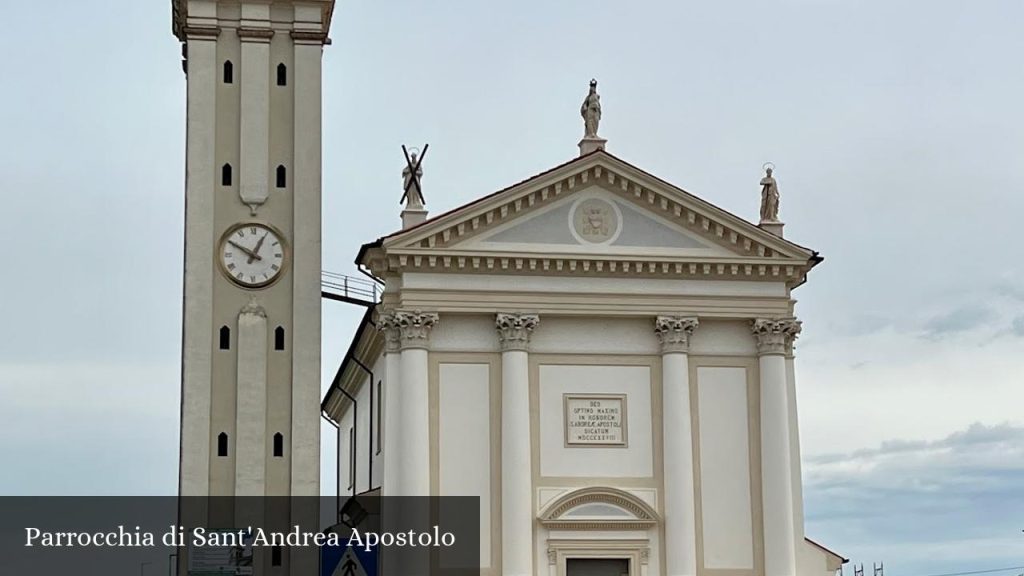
377;310;404;496
395;310;438;495
655;315;699;576
496;313;539;576
752;317;802;576
234;299;268;499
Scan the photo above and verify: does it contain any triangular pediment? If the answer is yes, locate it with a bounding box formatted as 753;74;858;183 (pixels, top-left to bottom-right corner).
462;187;737;257
365;151;819;284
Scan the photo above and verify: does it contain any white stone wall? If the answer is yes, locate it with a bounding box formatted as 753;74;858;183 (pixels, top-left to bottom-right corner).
696;366;755;570
438;362;494;568
538;363;654;478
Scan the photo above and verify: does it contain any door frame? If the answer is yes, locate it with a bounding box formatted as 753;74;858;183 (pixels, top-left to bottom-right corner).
547;539;650;576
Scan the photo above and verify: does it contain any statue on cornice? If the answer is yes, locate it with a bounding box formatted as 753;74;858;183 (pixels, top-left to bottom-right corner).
759;166;780;223
402;149;425;209
581;79;602;138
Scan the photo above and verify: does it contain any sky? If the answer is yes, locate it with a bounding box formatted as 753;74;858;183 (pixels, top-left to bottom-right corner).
1;1;1023;575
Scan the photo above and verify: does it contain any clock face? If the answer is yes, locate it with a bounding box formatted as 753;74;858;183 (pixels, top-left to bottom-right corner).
219;223;287;288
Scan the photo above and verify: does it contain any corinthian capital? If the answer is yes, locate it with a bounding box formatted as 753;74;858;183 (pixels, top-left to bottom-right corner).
751;317;802;356
495;313;540;352
380;310;439;351
654;316;699;353
377;310;403;353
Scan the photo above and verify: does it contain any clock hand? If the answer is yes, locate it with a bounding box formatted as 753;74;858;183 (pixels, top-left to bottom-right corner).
248;233;269;264
228;240;262;262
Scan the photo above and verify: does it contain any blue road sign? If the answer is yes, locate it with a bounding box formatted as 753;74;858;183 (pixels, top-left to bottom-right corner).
321;539;378;576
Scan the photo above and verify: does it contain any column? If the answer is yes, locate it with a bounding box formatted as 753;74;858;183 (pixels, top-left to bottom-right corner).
377;312;402;496
394;310;438;496
655;316;699;576
496;313;540;576
752;318;802;576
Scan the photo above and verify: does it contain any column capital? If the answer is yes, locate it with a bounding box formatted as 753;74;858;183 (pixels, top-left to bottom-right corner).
751;317;802;356
496;313;540;352
376;310;402;353
379;310;438;351
654;316;699;354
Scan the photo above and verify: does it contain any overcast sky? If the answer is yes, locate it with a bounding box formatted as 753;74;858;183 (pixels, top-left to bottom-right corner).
2;1;1023;575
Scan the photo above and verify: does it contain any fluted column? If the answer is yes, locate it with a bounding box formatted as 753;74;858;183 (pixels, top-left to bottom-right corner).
393;310;438;496
377;312;403;496
655;316;699;576
752;317;802;576
496;313;539;576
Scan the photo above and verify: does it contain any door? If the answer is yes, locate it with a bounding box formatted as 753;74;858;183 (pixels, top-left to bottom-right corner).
566;558;630;576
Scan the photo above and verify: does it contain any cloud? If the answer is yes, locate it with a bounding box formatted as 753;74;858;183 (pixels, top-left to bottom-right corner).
920;305;997;340
804;423;1024;576
1011;316;1024;337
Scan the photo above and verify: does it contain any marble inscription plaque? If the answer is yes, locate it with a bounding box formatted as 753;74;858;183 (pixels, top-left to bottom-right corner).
564;394;627;447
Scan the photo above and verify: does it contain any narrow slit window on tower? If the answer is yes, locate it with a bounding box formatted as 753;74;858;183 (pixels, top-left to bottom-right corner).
219;326;230;350
223;60;233;84
273;432;284;457
217;432;229;457
221;164;232;186
271;545;282;566
275;165;286;189
277;63;287;86
274;326;285;350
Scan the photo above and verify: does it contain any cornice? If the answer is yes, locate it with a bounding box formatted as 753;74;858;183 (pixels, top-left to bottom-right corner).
172;0;336;42
366;248;811;286
181;25;221;39
291;30;331;45
237;27;275;41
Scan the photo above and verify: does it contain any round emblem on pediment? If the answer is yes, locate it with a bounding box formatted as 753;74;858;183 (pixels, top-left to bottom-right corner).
570;197;621;245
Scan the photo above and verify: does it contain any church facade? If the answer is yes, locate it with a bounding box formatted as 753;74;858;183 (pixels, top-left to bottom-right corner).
323;92;845;576
169;0;845;574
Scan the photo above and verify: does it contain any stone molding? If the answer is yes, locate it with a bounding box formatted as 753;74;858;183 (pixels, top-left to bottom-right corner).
237;27;275;42
751;317;802;356
181;26;221;39
240;297;266;318
495;313;540;352
654;316;699;354
291;30;331;45
380;310;438;351
538;486;659;531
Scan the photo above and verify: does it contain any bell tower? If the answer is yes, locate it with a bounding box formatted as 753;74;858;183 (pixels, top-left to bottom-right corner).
172;0;334;502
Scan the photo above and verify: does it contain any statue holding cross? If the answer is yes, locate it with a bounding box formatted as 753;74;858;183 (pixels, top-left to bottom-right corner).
400;144;429;229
